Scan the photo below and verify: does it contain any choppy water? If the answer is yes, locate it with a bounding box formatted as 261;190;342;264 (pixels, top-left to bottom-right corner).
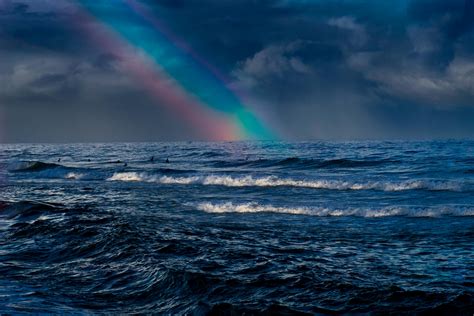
0;141;473;314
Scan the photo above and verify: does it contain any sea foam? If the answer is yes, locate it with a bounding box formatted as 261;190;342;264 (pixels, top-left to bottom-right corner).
107;172;149;182
107;173;465;192
195;202;474;217
65;172;85;180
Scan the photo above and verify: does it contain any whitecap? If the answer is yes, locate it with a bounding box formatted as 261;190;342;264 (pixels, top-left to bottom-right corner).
107;172;151;182
65;172;84;180
195;202;474;217
107;173;466;192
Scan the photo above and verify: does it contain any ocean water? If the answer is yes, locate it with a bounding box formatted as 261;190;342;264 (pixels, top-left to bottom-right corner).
0;141;473;314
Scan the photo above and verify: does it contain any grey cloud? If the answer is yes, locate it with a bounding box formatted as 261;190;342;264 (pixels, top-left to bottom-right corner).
1;0;474;141
233;41;313;89
328;16;368;47
0;52;135;104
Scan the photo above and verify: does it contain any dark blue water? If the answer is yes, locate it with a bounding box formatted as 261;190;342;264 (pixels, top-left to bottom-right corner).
1;141;473;314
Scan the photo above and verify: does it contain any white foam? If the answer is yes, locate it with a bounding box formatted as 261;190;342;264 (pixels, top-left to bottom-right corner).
195;202;474;217
65;172;84;180
107;173;198;183
107;173;464;192
160;175;200;184
107;172;153;182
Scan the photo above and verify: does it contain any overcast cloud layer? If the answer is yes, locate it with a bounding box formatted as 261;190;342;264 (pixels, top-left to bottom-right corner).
1;0;474;142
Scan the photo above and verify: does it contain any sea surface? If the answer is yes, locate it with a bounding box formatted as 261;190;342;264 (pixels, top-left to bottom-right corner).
0;141;473;314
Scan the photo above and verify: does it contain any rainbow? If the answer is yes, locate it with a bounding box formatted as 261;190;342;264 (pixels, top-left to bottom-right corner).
74;0;276;140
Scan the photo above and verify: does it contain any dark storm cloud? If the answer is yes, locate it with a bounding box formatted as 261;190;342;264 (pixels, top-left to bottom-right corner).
1;0;474;141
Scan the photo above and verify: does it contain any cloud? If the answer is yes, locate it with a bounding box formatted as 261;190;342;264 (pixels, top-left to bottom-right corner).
407;25;443;54
1;0;474;141
0;51;137;105
345;9;474;108
233;41;313;89
328;16;368;47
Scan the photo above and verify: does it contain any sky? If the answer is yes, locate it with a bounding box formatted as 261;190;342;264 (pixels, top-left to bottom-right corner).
1;0;474;142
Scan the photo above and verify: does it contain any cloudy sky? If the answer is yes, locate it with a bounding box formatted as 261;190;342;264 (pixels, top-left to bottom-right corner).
1;0;474;142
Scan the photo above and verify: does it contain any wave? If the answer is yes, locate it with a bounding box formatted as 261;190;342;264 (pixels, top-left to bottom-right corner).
199;151;226;158
107;173;465;192
9;161;61;172
8;161;109;181
8;161;81;178
0;200;66;220
9;163;192;181
65;172;85;180
204;303;313;315
154;168;194;174
108;172;147;182
212;157;395;169
107;172;198;184
195;202;474;217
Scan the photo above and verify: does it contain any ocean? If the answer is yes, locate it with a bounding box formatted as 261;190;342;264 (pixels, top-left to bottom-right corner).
0;141;473;314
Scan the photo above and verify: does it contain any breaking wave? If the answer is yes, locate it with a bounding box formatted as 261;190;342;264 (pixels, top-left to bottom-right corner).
8;161;97;181
4;141;474;314
65;172;85;180
8;161;191;181
107;173;466;192
195;202;474;217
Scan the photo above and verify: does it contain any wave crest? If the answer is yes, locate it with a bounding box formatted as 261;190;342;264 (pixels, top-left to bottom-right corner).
107;173;465;192
195;202;474;217
9;161;60;172
108;172;147;182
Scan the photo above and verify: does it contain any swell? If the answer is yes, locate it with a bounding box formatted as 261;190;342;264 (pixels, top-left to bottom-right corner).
212;157;396;169
0;200;66;220
8;161;89;180
107;173;466;192
0;200;103;223
195;202;474;217
153;167;195;175
9;161;62;172
7;161;193;181
0;200;124;262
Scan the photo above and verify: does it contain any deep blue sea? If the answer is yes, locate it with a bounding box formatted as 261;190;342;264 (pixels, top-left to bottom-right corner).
0;141;473;314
